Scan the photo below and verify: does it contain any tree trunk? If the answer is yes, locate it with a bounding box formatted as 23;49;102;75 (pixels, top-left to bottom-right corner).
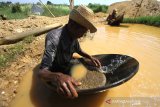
69;0;74;10
0;23;62;45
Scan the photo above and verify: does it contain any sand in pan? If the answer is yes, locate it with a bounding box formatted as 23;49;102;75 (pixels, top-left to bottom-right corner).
71;64;106;90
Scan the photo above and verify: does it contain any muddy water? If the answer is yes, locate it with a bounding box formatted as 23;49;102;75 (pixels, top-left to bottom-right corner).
10;24;160;107
71;64;87;81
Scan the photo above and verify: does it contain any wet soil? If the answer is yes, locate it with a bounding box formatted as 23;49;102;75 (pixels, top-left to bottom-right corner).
76;70;106;90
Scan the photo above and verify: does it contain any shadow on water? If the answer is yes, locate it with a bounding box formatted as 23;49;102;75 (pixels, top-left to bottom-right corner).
111;25;129;28
104;23;129;28
30;64;108;107
119;25;129;28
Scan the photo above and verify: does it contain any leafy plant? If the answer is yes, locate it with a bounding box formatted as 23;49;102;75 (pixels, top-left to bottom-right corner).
123;16;160;27
12;3;22;13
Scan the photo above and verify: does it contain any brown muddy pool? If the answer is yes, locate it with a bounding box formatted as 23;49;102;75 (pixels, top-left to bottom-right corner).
10;24;160;107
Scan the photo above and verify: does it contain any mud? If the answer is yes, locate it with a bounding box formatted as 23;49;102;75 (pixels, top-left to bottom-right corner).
76;70;106;90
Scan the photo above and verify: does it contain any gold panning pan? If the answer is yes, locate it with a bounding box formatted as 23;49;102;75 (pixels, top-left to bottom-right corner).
72;54;139;94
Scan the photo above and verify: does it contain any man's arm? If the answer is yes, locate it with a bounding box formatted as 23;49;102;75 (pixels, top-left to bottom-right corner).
39;68;80;98
106;14;111;21
74;40;101;67
78;50;101;67
39;32;80;98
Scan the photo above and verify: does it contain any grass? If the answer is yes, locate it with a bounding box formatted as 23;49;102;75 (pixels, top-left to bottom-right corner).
23;35;35;44
0;3;108;20
0;36;34;68
0;4;70;19
0;4;31;19
123;16;160;27
42;5;70;17
87;3;108;13
0;43;24;68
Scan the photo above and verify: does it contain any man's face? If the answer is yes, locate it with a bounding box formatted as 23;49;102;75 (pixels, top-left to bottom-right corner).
113;9;117;14
68;20;88;39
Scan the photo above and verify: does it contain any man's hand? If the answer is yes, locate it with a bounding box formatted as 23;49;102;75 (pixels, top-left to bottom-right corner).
53;73;81;99
76;50;101;68
38;69;81;99
90;56;101;68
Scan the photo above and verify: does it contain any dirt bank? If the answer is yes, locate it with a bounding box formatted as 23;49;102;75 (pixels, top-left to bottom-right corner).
107;0;160;18
0;15;69;38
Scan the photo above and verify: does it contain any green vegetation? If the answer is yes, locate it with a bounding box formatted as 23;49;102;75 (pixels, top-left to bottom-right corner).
0;43;24;68
12;3;22;13
23;35;35;44
0;3;31;19
0;2;108;19
0;2;70;19
88;3;108;13
123;16;160;27
42;5;70;17
0;36;34;68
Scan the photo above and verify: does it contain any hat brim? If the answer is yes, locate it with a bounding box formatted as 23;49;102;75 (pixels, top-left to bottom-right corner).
69;9;97;33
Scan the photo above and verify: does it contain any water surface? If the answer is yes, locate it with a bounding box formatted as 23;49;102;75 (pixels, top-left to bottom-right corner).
10;24;160;107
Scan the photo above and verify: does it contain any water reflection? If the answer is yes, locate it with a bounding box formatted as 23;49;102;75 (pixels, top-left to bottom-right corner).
99;55;130;74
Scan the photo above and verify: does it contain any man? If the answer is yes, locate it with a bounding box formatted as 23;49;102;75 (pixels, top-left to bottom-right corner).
106;9;125;26
38;5;101;99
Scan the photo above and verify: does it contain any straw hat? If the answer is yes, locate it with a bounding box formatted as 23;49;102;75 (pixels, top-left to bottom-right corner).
69;5;97;33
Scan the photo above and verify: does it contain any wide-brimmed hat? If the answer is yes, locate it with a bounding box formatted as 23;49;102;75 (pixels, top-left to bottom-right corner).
69;5;97;33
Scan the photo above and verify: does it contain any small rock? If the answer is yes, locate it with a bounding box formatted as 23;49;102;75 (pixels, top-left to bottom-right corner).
8;28;13;31
8;21;14;24
35;24;39;27
13;90;17;94
14;28;23;33
30;15;37;19
14;80;18;84
3;48;7;52
1;91;5;95
13;93;16;97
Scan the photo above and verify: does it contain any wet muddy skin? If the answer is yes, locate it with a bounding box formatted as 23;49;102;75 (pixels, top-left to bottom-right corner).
10;24;160;107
